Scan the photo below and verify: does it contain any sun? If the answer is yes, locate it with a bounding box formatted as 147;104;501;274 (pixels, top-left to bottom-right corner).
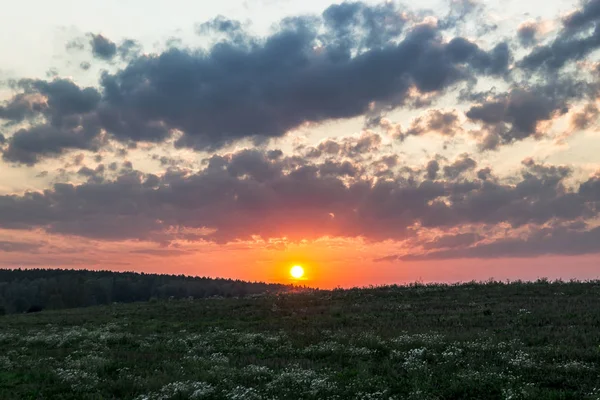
290;265;305;279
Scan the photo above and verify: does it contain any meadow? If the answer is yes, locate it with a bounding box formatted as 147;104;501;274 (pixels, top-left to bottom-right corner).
1;280;599;399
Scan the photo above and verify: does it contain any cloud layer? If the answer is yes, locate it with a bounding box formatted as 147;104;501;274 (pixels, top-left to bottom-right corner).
1;146;598;260
1;2;511;164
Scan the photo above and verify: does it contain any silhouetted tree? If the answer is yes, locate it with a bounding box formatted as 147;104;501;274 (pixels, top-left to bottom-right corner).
0;268;290;315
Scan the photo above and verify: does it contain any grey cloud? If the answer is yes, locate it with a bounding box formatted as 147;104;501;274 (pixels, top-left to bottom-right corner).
0;150;596;247
440;0;485;29
98;16;509;150
0;241;43;253
15;78;101;125
196;16;247;44
419;160;591;229
477;167;492;180
563;0;600;31
403;109;462;139
2;118;103;165
521;0;600;70
322;1;407;55
226;149;282;182
445;38;510;75
118;39;142;60
579;175;600;201
426;160;440;180
444;154;477;179
0;93;46;123
303;132;384;160
401;225;600;260
318;160;361;177
517;21;540;47
570;103;599;130
1;3;512;161
77;164;106;183
422;232;481;250
520;29;600;71
90;34;117;60
266;149;283;160
466;80;595;146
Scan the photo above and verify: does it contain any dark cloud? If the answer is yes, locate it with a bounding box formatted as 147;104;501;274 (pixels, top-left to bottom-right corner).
97;22;508;150
0;241;42;253
90;34;117;60
445;38;510;75
1;80;104;164
321;1;407;54
570;103;599;131
0;150;596;249
118;39;142;60
226;149;282;182
517;21;540;47
67;34;140;61
0;3;512;161
521;0;600;70
77;164;105;183
579;174;600;201
426;160;440;180
422;232;481;250
443;153;477;179
0;93;46;123
196;16;247;44
477;167;492;181
563;0;600;31
16;78;101;124
266;149;284;160
400;226;600;260
465;80;595;147
2;119;103;165
440;0;486;30
520;30;600;71
313;132;383;159
318;160;361;177
403;109;462;139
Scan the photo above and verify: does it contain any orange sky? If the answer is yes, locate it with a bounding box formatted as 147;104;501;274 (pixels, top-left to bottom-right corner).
2;228;598;288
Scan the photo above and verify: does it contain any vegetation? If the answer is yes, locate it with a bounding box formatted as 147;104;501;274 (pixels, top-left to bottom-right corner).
0;269;289;314
1;279;600;399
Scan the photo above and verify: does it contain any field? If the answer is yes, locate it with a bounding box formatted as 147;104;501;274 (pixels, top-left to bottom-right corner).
1;280;600;399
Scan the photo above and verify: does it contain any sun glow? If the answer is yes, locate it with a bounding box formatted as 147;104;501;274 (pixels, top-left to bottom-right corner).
290;265;305;279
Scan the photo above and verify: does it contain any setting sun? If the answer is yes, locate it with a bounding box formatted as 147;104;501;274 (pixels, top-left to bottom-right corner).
290;265;305;279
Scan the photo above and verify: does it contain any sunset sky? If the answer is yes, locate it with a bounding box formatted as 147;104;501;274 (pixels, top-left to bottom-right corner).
1;0;600;288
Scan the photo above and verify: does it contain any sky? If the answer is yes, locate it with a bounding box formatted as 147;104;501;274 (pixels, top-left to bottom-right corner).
1;0;600;288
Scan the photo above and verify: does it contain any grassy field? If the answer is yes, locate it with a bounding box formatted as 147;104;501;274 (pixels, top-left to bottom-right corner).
1;280;599;399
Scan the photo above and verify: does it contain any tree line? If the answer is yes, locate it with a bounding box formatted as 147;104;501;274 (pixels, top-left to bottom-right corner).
0;268;290;315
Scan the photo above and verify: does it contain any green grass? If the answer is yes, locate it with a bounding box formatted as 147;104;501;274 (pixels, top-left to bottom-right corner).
1;280;600;399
